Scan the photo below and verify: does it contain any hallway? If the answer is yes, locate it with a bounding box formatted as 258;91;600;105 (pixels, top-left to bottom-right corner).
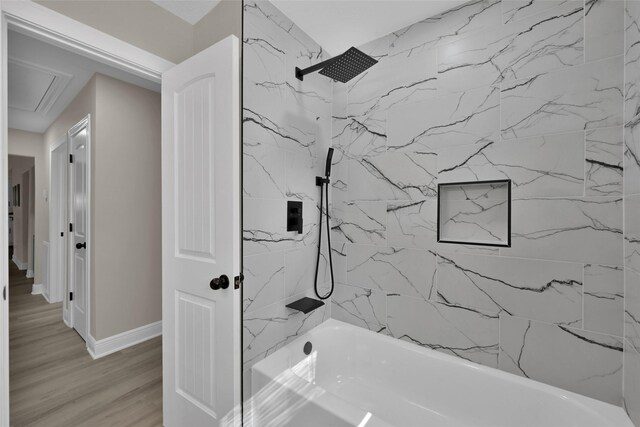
8;251;163;426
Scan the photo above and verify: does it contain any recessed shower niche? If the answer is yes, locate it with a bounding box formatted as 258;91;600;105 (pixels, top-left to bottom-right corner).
437;180;511;247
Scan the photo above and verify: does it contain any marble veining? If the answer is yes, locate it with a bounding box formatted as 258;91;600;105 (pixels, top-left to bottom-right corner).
499;315;623;405
438;132;584;198
243;0;333;372
626;195;640;274
347;244;437;300
501;56;623;139
502;197;623;265
585;127;624;196
439;1;584;85
437;253;582;325
387;294;500;367
244;0;631;408
583;264;624;337
331;284;387;333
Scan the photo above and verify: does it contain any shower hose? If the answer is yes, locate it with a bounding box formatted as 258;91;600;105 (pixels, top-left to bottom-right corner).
314;178;335;300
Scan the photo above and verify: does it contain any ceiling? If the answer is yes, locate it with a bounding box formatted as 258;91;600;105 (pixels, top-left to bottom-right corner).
271;0;467;55
151;0;221;24
8;30;160;134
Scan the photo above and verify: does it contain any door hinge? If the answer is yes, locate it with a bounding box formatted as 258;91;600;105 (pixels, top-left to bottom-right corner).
69;154;74;163
3;285;6;301
69;292;73;301
60;232;64;237
69;223;73;232
234;273;244;290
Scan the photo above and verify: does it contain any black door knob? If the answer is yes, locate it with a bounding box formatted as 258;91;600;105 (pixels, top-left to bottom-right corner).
210;274;230;290
76;242;86;250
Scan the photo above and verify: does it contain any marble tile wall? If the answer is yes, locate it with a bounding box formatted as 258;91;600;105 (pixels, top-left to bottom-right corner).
242;0;332;392
242;0;638;413
624;1;640;424
330;0;628;407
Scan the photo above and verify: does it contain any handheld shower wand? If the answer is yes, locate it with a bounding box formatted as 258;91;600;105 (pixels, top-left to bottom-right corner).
314;148;335;300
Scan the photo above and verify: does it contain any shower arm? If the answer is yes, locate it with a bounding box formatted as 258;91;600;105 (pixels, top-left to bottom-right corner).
295;55;341;81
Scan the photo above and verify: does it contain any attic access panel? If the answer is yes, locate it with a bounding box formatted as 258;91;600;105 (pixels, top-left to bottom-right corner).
437;179;511;247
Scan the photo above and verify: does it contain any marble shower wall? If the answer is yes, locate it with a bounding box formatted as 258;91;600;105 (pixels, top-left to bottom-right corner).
330;0;628;407
624;1;640;424
242;0;333;388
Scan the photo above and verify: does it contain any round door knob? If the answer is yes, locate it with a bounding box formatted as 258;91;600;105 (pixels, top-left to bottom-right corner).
76;242;86;249
210;274;229;290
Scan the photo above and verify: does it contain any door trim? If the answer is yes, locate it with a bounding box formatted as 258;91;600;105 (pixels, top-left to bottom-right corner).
49;136;67;307
68;115;90;344
0;4;174;426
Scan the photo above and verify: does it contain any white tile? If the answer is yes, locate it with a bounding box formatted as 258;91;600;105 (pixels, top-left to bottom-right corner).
501;56;624;139
285;149;321;202
347;244;436;300
331;283;387;333
583;264;624;336
333;201;386;245
625;268;640;353
348;46;439;119
625;1;640;125
243;140;286;199
438;132;584;198
243;295;329;369
387;199;437;250
284;246;328;299
437;253;582;326
387;295;499;367
348;152;438;201
501;197;623;265
388;85;500;151
585;127;624;196
243;251;285;313
502;0;569;24
243;106;318;153
625;119;640;196
387;0;501;59
499;315;623;405
440;1;584;84
585;0;624;62
243;198;317;256
624;340;640;424
626;195;640;273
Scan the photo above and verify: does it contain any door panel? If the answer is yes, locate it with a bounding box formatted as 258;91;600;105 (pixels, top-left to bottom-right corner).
162;36;241;427
69;119;89;342
175;76;216;261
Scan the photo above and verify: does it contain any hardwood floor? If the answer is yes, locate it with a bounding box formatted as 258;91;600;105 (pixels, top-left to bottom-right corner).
8;250;163;426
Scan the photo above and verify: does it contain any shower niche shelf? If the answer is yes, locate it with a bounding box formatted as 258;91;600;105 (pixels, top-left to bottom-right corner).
437;179;511;247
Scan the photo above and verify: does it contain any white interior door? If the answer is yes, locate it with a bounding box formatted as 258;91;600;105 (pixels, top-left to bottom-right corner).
50;140;68;307
69;117;89;342
162;35;241;427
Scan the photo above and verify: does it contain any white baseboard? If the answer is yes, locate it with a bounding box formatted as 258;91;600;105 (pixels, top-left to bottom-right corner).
63;310;71;328
41;291;51;303
31;284;43;295
87;321;162;359
12;255;27;270
26;269;34;278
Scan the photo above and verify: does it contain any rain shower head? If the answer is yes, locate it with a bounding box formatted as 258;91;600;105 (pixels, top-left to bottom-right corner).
295;47;378;83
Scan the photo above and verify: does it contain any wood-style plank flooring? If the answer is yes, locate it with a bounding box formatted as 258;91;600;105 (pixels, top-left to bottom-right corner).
8;250;163;426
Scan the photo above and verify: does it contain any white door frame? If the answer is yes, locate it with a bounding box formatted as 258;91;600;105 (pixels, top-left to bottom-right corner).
49;136;67;308
67;115;90;341
0;3;174;425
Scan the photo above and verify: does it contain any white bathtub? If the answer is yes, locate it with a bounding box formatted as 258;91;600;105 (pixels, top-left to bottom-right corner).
248;319;632;427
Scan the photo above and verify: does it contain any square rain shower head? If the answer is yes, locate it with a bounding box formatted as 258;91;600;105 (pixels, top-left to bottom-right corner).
319;47;378;83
